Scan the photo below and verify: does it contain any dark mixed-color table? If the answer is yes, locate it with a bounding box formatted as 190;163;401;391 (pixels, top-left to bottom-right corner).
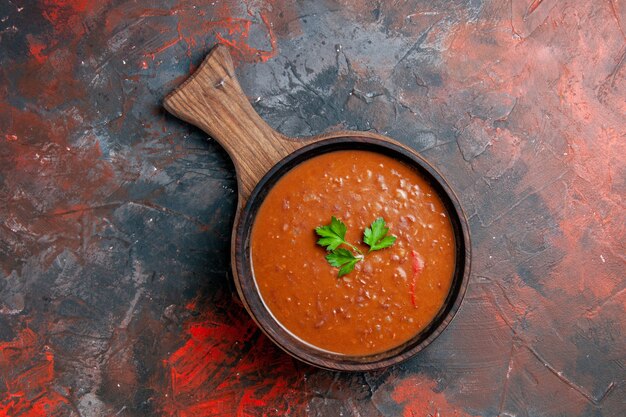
1;1;624;416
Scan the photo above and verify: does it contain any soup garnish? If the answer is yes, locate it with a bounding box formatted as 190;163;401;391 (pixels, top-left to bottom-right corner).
316;216;396;277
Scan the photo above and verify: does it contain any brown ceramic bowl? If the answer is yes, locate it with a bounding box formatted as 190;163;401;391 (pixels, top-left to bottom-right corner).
235;137;470;371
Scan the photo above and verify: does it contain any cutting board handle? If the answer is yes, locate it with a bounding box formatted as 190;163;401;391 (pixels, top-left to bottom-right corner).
163;45;301;202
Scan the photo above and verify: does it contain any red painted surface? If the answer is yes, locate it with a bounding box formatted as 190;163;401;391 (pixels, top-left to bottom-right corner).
42;0;98;34
26;36;48;65
390;375;475;417
161;302;307;416
0;102;115;273
0;329;71;417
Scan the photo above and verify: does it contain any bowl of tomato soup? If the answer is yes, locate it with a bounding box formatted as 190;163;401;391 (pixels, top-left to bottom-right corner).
235;137;470;371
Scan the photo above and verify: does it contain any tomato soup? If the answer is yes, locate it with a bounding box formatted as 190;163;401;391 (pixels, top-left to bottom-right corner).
250;150;455;355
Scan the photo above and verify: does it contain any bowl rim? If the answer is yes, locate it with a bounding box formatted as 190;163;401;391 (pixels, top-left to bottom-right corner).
234;136;471;371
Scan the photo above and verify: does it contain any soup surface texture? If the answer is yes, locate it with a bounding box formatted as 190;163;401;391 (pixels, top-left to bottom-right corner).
251;150;455;355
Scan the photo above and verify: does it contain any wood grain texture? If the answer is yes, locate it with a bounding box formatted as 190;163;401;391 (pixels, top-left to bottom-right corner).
163;45;302;203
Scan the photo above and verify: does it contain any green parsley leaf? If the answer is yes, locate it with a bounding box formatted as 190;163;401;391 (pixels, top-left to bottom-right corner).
315;216;348;251
315;216;395;277
363;217;397;252
326;248;360;277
